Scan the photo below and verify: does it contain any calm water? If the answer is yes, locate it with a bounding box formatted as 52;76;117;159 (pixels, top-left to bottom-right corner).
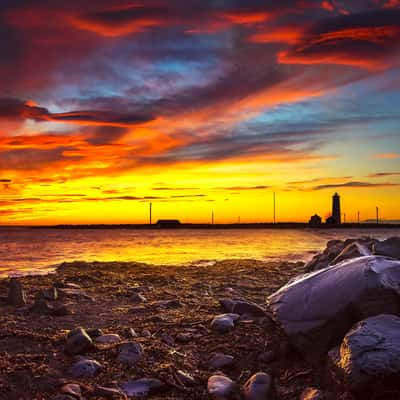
0;227;399;277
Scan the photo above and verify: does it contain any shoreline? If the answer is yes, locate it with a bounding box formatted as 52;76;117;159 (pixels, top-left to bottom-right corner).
0;259;330;400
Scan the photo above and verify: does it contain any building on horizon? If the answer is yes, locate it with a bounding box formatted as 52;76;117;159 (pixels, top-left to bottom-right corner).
156;219;181;228
309;214;322;226
326;192;341;225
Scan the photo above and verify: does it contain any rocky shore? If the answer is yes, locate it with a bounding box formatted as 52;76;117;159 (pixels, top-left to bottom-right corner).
1;237;400;399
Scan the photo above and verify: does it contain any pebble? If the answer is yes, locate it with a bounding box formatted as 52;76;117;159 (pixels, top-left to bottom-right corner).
156;299;182;308
176;370;196;386
142;329;152;337
131;293;147;303
300;387;327;400
93;386;127;399
119;378;165;397
68;357;102;377
127;328;138;338
95;334;121;344
243;372;272;400
116;342;144;366
41;287;58;301
7;278;26;306
209;353;235;370
257;350;275;363
207;374;237;399
65;329;93;355
175;333;192;344
161;333;175;346
211;314;240;333
61;383;81;397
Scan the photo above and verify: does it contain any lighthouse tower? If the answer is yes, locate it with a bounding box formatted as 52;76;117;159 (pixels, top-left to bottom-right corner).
332;192;341;225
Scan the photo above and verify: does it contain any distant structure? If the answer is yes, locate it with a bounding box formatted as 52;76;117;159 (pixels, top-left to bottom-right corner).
156;219;181;228
309;214;322;226
326;192;341;225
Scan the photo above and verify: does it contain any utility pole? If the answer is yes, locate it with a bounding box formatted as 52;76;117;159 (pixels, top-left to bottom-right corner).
149;202;152;225
273;192;276;224
238;216;240;224
343;213;346;224
211;210;214;225
376;206;379;225
357;211;360;224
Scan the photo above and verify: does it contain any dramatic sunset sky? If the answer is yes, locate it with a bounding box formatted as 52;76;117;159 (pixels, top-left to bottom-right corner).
0;0;399;224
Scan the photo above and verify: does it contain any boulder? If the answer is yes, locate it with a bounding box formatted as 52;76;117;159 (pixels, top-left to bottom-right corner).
116;342;144;366
211;314;240;333
268;256;400;360
208;375;237;399
119;378;165;397
68;357;102;377
243;372;272;400
65;329;93;355
7;278;26;306
374;237;400;259
330;314;400;391
330;242;371;265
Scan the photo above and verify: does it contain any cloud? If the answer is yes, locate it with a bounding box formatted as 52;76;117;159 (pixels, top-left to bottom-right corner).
367;172;400;177
0;179;12;183
374;153;400;159
312;181;399;190
217;185;270;190
279;9;400;70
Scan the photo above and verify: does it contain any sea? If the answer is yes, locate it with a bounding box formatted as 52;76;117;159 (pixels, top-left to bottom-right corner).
0;227;399;277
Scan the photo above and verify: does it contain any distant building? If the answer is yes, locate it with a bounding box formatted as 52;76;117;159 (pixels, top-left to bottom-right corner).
156;219;181;228
326;192;341;225
309;214;322;226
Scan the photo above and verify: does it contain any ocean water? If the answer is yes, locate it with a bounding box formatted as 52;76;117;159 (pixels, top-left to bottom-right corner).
0;227;399;277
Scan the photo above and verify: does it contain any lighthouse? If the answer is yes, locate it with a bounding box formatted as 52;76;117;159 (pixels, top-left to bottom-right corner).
332;192;341;225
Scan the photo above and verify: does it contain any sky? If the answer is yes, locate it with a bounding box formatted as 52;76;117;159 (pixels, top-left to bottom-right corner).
0;0;399;225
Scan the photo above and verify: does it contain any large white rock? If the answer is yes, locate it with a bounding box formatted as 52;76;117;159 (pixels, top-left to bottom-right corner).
330;314;400;391
268;256;400;360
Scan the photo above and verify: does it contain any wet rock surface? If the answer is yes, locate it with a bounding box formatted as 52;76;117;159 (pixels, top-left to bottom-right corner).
211;313;240;333
269;255;400;360
243;372;272;400
68;357;102;377
208;374;237;399
65;328;93;355
119;378;165;397
330;314;400;391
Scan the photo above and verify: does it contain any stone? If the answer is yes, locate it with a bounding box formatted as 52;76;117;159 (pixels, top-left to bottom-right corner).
161;333;174;346
374;237;400;259
175;332;192;344
93;386;127;399
68;357;102;377
257;350;275;363
61;383;81;398
116;342;144;366
142;329;152;337
220;299;266;317
41;287;58;301
176;370;196;386
330;241;372;265
330;314;400;390
30;295;53;314
156;299;182;308
207;375;237;399
127;328;138;338
119;378;165;397
65;329;93;355
52;304;70;316
243;372;272;400
268;256;400;360
131;293;147;303
300;387;327;400
87;328;103;338
95;334;121;344
211;314;240;333
209;353;235;370
7;278;26;306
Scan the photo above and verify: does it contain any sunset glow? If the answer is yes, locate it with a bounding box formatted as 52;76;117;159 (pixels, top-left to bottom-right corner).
0;1;399;225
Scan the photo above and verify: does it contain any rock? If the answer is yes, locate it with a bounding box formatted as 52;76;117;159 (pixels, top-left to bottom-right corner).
207;375;237;399
211;314;240;333
161;333;174;346
268;256;400;360
257;350;275;363
243;372;272;400
176;370;196;386
142;329;152;337
305;240;344;271
156;299;182;308
131;293;147;303
175;332;192;343
65;329;93;355
209;353;235;370
330;241;372;265
68;357;102;377
30;295;53;314
127;328;138;338
119;378;165;397
330;314;400;390
53;396;76;400
58;288;93;301
220;298;267;317
61;383;81;398
52;304;70;316
7;278;26;306
41;287;58;301
93;386;127;399
116;342;144;366
300;387;328;399
87;328;103;338
374;237;400;259
95;334;121;344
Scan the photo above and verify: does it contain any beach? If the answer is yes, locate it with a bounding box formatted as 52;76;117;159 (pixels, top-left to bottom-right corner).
0;258;332;400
